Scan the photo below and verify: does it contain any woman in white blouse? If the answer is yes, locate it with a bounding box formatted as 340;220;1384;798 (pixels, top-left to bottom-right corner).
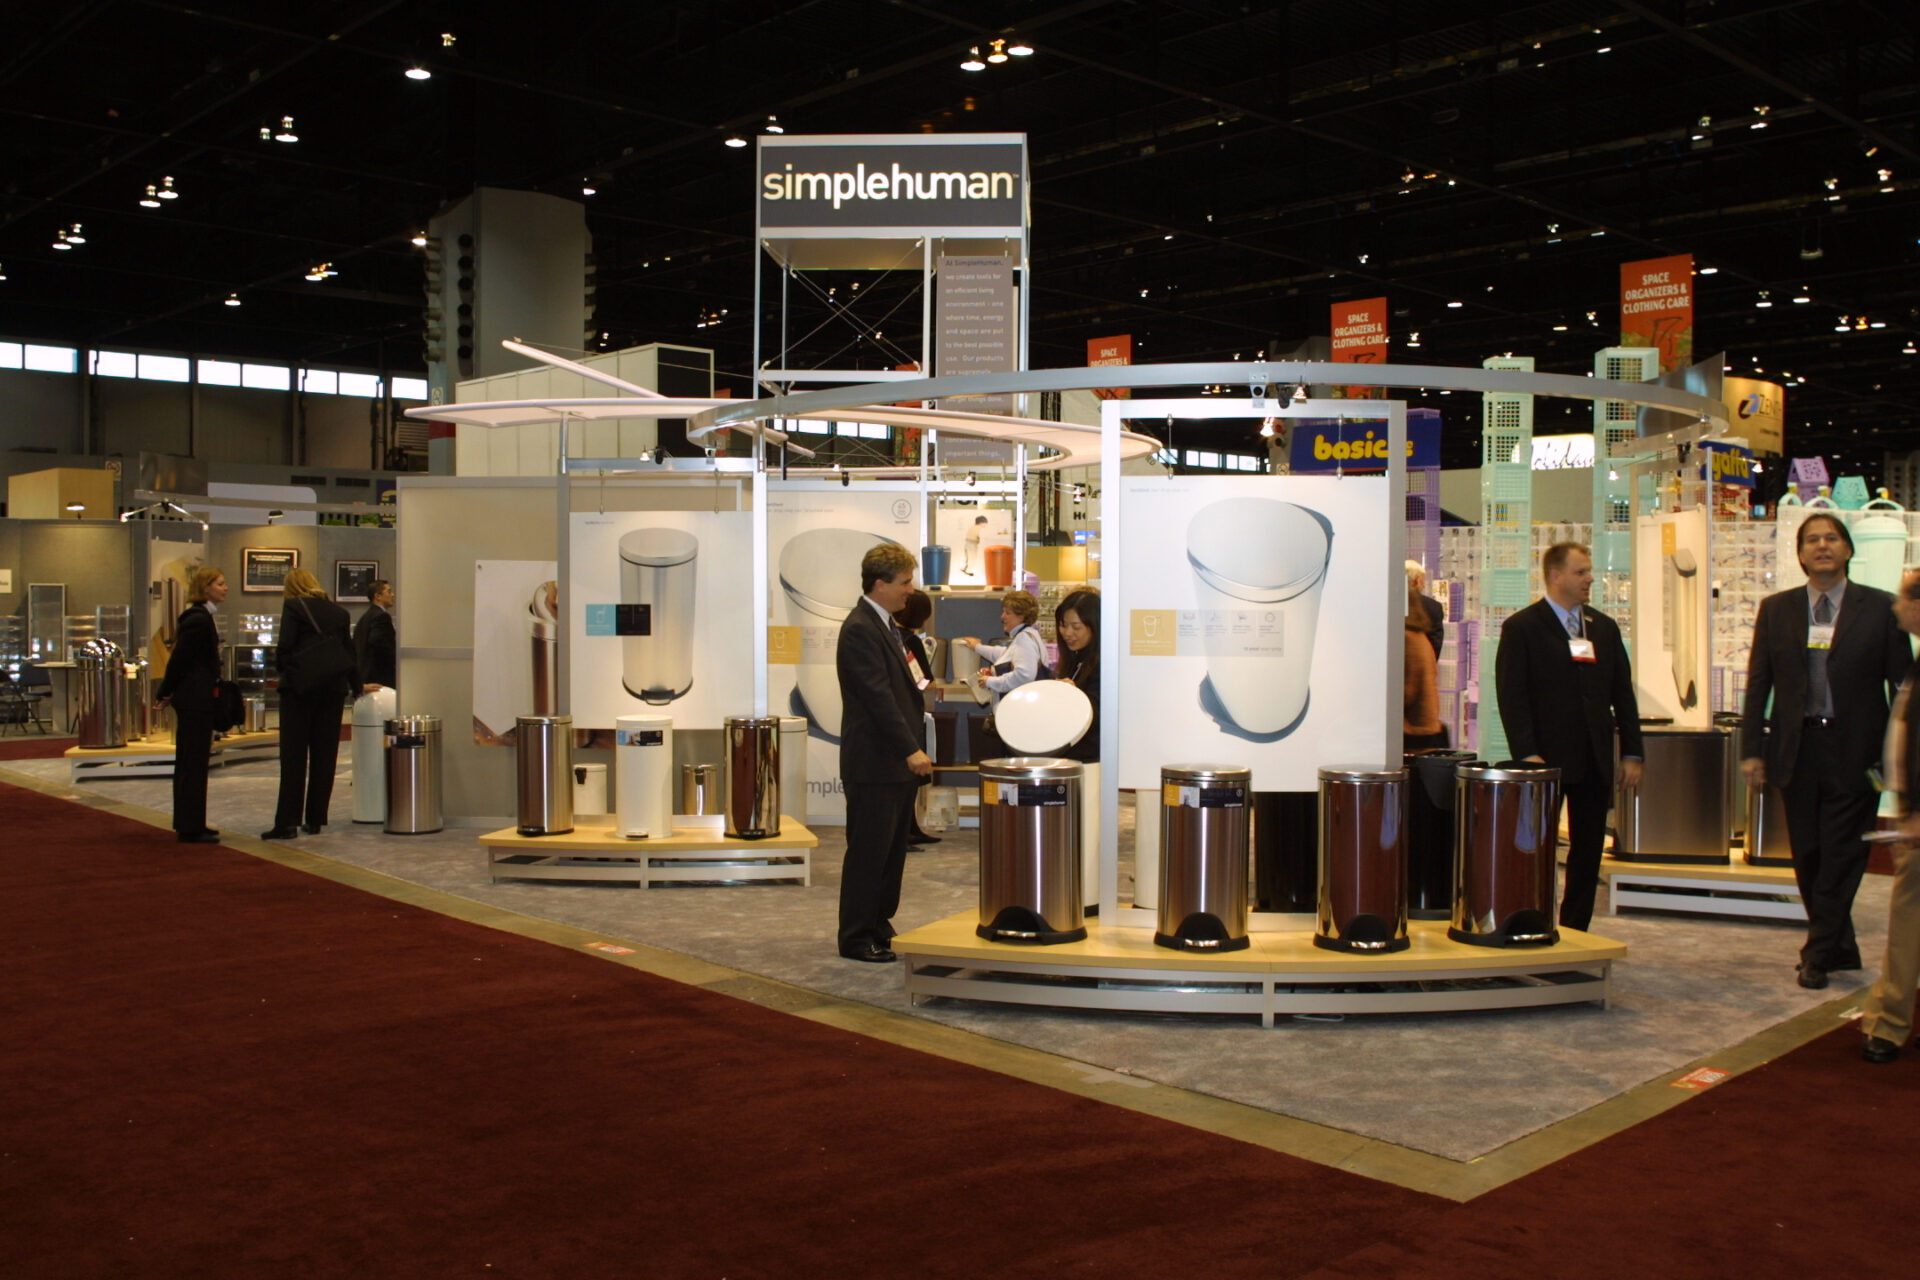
961;590;1048;707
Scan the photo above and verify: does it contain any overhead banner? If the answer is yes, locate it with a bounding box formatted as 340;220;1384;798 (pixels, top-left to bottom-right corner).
1620;254;1694;374
1288;415;1440;473
1330;297;1388;399
1722;376;1785;454
937;254;1015;416
1087;334;1132;400
758;135;1027;236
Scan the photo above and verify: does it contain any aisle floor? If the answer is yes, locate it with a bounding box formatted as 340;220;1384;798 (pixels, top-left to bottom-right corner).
5;753;1887;1165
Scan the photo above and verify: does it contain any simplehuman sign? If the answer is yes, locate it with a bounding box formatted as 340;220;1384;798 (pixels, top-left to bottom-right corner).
759;135;1027;235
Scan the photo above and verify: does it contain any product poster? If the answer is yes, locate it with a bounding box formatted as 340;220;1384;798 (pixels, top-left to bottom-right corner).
767;482;920;822
568;512;753;730
472;559;559;746
931;503;1016;589
1115;475;1397;791
1632;509;1711;728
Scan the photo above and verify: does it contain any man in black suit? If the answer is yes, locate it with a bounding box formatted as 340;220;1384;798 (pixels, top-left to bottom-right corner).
354;578;397;693
835;544;933;962
1495;542;1643;931
1406;560;1445;659
1741;512;1911;990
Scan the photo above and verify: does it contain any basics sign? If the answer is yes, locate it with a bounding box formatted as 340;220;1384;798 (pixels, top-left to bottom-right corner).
1289;416;1440;473
758;135;1026;235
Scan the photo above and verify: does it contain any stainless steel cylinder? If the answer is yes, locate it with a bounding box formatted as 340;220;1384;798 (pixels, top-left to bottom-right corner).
515;714;575;836
383;715;443;835
1613;728;1730;863
976;757;1085;944
242;694;268;734
723;716;782;839
73;638;127;749
1155;764;1251;952
619;529;698;705
1451;763;1561;946
528;580;559;717
679;763;721;815
125;658;152;741
1316;767;1410;953
1745;781;1792;865
1714;713;1747;839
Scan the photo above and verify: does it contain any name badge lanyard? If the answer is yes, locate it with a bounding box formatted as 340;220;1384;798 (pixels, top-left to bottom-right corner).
1567;610;1597;663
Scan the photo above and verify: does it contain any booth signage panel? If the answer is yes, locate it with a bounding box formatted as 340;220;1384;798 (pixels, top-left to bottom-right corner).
1620;253;1695;374
471;559;559;745
1289;416;1439;472
1723;376;1785;454
758;137;1026;235
1088;334;1132;400
936;254;1016;415
1700;442;1756;489
1631;508;1711;729
1330;297;1388;399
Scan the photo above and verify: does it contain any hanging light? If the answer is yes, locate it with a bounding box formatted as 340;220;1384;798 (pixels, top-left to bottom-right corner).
0;262;7;281
960;46;986;71
581;181;597;195
986;38;1009;64
1755;291;1772;308
273;116;298;143
139;184;162;208
1792;290;1812;304
410;230;429;247
764;114;783;134
51;228;72;250
405;64;432;81
1007;37;1034;56
1698;265;1719;275
157;175;178;200
723;134;747;149
64;223;85;245
304;262;336;282
223;293;242;307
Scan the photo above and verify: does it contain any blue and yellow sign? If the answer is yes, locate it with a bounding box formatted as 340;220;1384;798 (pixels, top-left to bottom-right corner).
1700;443;1756;489
1288;414;1442;473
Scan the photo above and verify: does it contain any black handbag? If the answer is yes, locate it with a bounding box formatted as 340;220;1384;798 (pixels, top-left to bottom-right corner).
208;679;245;731
281;599;355;694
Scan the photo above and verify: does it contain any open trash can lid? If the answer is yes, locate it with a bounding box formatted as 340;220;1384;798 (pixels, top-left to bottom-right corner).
618;527;698;568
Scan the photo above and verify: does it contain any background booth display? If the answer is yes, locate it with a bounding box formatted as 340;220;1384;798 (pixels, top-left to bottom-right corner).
1632;509;1712;729
471;559;560;745
932;504;1016;588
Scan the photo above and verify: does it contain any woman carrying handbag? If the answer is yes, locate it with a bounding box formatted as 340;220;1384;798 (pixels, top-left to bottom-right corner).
156;565;230;844
263;568;356;839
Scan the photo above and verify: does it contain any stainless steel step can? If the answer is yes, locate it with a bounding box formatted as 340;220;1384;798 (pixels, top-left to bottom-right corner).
1451;762;1561;946
1612;728;1729;864
74;637;127;749
1316;766;1411;953
976;757;1085;944
679;763;721;815
1745;781;1792;865
1155;764;1252;952
515;714;574;836
723;715;782;839
384;715;444;835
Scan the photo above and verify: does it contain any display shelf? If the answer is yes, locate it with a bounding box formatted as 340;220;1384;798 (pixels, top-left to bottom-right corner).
64;729;280;783
480;815;817;887
1600;853;1805;921
894;913;1623;1028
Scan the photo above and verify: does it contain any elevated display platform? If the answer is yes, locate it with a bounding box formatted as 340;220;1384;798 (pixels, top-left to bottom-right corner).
1601;854;1806;921
893;913;1624;1028
65;730;280;784
480;816;816;887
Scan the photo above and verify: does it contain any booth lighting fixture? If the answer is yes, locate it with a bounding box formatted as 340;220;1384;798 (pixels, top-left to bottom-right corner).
405;63;431;80
223;292;242;307
1551;323;1569;332
1406;332;1421;347
1793;291;1811;304
1750;105;1770;129
139;184;162;208
0;263;7;281
1007;37;1034;56
442;32;456;46
1290;384;1309;405
1357;253;1369;264
52;223;84;250
1446;300;1463;308
304;262;337;282
1878;168;1894;182
960;46;986;71
1698;265;1719;275
764;115;783;134
64;503;85;517
119;500;208;530
1870;321;1887;329
1904;342;1916;355
724;134;747;149
1596;45;1612;54
986;38;1009;64
1258;418;1277;438
410;230;429;247
581;182;597;195
272;116;298;143
1823;176;1839;190
1755;291;1772;308
265;510;284;525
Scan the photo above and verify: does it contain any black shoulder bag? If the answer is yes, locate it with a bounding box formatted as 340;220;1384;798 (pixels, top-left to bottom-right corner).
282;599;356;694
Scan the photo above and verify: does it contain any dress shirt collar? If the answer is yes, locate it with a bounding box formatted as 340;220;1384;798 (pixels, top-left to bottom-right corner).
1806;579;1845;617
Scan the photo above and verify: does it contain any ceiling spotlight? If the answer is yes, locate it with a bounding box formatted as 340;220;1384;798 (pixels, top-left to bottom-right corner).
1877;168;1893;182
139;184;161;208
51;229;72;250
960;46;986;71
304;262;336;282
1357;253;1369;264
1291;384;1309;404
64;223;85;245
441;31;456;46
723;134;747;149
1823;176;1839;191
765;115;783;134
1698;265;1719;275
1407;332;1421;347
410;230;428;247
1551;323;1569;332
1007;37;1034;56
1755;292;1772;308
273;116;298;143
223;292;242;307
1258;417;1277;438
405;64;432;81
1446;300;1463;308
581;182;597;195
1792;291;1811;304
986;38;1009;64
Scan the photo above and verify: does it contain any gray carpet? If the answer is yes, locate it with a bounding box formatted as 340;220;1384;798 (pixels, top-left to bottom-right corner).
9;754;1887;1162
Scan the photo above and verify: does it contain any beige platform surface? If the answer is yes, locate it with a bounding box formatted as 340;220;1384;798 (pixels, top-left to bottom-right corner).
479;814;816;853
895;911;1625;972
1600;854;1797;886
64;729;279;760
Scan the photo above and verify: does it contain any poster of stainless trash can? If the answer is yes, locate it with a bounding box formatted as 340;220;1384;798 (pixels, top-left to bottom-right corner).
1117;476;1397;792
470;559;558;745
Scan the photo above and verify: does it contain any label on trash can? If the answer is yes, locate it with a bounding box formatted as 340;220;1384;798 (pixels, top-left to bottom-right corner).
390;734;425;748
1163;784;1246;808
981;780;1001;806
616;728;665;747
1013;782;1069;807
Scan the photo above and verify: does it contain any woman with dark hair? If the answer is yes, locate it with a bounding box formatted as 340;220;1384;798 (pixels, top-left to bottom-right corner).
1054;589;1100;763
892;589;941;847
1404;580;1449;750
156;564;228;843
263;568;354;839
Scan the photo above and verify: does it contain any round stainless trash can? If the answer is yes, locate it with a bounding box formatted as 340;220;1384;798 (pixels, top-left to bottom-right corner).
1451;762;1562;946
515;714;574;836
976;757;1085;944
1316;767;1410;953
1155;764;1252;952
1406;750;1479;920
723;715;782;839
383;715;443;835
74;638;127;749
242;694;268;734
1745;781;1792;866
1252;791;1317;913
679;763;721;815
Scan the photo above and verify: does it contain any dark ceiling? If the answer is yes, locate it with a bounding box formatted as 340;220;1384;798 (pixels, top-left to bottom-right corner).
2;0;1916;470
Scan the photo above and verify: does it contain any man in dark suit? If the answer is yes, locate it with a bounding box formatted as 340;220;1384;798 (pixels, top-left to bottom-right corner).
835;544;933;962
355;578;397;692
1495;542;1643;931
1407;560;1445;659
1861;567;1920;1063
1741;512;1911;990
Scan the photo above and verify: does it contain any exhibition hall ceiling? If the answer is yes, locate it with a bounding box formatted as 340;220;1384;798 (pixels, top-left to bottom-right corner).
1;1;1915;466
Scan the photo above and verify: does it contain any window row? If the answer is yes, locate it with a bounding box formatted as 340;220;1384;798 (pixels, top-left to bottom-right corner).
0;342;427;402
1182;450;1267;472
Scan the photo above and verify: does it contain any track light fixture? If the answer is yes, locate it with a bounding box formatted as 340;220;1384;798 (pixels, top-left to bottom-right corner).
1290;384;1309;405
764;115;783;134
724;134;747;149
272;116;298;143
52;223;84;250
987;38;1009;64
140;184;161;208
1258;417;1277;439
224;292;242;307
304;262;336;282
960;46;985;71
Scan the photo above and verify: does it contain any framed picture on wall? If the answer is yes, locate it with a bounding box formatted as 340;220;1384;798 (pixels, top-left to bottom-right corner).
334;560;380;603
241;547;299;593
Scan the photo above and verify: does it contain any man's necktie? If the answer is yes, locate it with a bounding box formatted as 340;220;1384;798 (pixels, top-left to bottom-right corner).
1566;610;1582;638
1808;594;1833;717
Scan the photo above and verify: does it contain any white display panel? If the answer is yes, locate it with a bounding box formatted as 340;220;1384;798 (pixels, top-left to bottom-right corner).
568;512;753;730
767;482;921;822
471;559;558;745
1633;508;1712;728
1115;474;1397;790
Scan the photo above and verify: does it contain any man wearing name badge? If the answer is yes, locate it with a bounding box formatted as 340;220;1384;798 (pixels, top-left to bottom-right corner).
1494;542;1644;931
834;544;934;963
1741;513;1912;991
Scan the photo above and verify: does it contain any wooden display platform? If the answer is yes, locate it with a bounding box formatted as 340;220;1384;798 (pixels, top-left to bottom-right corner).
480;815;816;887
894;913;1625;1028
1601;854;1806;921
65;730;280;783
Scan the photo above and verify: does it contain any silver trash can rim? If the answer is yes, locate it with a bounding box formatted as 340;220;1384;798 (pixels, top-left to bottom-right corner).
1161;763;1250;784
722;714;784;729
516;714;572;728
1319;765;1407;782
386;715;442;735
981;756;1082;781
1406;748;1478;761
1456;762;1561;782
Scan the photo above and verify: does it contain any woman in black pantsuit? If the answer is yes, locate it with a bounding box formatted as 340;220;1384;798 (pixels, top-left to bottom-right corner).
1054;590;1101;764
262;568;354;839
157;565;228;844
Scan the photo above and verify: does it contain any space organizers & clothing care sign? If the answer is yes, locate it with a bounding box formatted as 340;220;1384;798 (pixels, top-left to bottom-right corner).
1117;474;1396;790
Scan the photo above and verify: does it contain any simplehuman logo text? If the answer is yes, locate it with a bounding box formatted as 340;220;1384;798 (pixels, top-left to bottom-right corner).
762;162;1017;210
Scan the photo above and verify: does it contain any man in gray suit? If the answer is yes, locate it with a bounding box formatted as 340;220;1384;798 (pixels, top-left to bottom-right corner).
834;543;933;962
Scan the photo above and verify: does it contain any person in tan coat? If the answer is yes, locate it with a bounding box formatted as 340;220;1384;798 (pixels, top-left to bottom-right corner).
1404;581;1447;750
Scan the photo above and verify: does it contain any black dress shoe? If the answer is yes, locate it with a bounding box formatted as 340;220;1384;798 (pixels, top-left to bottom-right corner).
301;823;324;835
1797;963;1829;990
1863;1035;1902;1064
1829;955;1863;973
260;827;300;840
909;830;941;845
177;831;219;844
839;944;897;964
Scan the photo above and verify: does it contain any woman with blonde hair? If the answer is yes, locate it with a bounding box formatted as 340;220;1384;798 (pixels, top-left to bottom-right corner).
1404;580;1448;750
263;567;355;839
156;564;229;843
961;590;1048;706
